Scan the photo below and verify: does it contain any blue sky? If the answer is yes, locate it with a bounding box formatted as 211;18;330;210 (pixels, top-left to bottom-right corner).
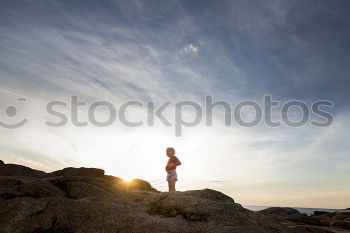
0;0;350;208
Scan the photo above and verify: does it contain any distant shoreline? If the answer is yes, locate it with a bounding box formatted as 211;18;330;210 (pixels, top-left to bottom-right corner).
244;205;349;216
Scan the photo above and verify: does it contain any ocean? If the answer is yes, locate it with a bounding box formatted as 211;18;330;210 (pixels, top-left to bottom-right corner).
244;205;349;216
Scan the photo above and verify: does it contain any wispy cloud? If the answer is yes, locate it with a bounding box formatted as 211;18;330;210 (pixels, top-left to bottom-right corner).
0;0;349;208
183;43;199;54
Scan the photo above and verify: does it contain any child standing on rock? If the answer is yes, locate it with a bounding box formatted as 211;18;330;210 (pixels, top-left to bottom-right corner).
165;147;181;192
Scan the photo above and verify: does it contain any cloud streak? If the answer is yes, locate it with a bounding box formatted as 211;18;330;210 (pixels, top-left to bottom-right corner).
0;0;349;208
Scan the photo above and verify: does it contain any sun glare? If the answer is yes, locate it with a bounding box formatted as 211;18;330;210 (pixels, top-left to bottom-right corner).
122;177;134;183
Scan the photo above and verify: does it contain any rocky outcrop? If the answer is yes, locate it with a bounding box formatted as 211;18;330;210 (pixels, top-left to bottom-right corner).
259;207;301;215
0;176;64;199
330;221;350;230
180;188;235;203
0;163;46;178
48;167;105;177
313;211;335;217
1;162;348;233
259;207;350;232
333;212;350;221
0;162;295;233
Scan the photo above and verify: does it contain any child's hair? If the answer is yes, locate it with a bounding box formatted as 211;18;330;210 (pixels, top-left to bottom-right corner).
167;147;175;154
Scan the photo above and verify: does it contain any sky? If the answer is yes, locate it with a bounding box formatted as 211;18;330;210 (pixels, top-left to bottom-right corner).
0;0;350;209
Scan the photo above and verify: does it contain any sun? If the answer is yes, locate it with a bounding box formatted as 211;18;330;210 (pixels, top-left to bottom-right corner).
122;177;134;183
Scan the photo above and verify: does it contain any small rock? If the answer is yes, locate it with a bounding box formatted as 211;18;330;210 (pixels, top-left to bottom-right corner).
0;160;4;165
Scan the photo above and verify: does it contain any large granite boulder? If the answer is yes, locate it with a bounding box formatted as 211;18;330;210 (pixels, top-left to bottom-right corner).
147;190;290;232
181;188;235;203
0;163;295;233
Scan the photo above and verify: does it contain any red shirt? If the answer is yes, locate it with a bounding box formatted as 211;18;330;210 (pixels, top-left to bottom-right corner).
166;155;181;172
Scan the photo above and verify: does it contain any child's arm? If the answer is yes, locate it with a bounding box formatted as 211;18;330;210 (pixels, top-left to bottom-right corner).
174;157;181;166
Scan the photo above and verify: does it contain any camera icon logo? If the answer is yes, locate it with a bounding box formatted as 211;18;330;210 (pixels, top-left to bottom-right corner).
0;97;28;129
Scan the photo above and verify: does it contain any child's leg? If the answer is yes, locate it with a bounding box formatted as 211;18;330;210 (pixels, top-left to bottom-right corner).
168;181;171;192
169;180;176;192
172;180;176;191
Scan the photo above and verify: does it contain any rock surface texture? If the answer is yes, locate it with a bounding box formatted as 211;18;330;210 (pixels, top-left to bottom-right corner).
0;162;344;233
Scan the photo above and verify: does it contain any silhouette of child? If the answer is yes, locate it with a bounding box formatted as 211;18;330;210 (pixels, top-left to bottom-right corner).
165;147;181;192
